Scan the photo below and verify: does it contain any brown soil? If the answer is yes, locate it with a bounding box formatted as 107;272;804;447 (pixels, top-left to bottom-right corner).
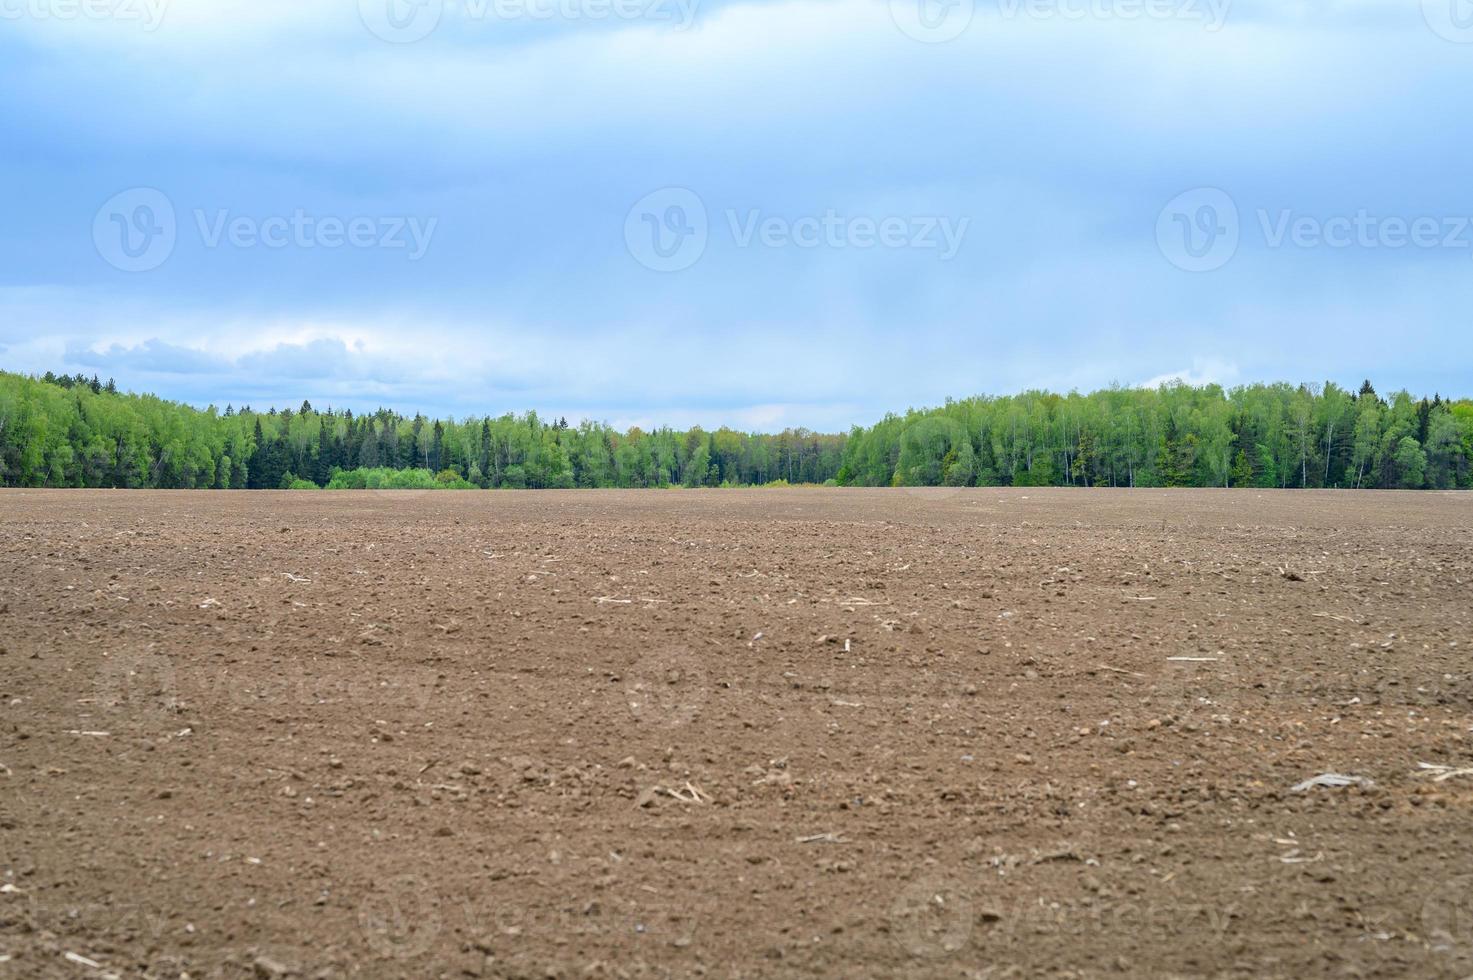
2;488;1472;979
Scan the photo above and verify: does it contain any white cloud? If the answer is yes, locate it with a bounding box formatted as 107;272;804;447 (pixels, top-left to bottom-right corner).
1139;357;1240;389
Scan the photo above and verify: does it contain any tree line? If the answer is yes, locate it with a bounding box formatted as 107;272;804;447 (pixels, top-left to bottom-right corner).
0;370;842;489
838;381;1472;490
2;370;1468;490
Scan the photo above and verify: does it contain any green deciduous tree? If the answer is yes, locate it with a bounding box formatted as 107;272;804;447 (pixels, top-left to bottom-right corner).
4;369;1469;494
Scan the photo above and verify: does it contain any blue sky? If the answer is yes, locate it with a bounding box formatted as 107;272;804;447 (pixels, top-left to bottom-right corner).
2;0;1471;430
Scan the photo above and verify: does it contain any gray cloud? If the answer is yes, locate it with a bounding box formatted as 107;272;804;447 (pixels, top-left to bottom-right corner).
67;338;224;375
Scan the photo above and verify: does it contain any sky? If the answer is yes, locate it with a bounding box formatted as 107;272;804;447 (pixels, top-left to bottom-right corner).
2;0;1471;431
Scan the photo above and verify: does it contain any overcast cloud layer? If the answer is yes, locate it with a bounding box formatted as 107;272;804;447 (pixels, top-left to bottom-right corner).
2;0;1470;429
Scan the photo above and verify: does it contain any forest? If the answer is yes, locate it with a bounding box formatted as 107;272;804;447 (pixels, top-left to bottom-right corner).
838;381;1473;490
1;369;1469;491
0;370;842;490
